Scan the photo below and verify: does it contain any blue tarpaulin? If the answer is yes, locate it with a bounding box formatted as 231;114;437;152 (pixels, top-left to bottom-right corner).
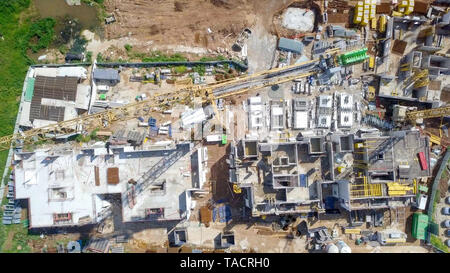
299;174;307;187
325;196;336;210
213;205;231;223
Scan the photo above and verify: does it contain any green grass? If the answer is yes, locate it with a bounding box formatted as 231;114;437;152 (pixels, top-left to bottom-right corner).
3;169;11;186
430;234;449;253
0;0;59;253
25;17;56;53
199;55;226;62
441;169;449;181
0;0;35;177
141;51;188;62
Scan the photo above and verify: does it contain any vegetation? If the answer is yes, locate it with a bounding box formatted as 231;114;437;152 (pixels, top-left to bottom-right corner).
124;44;132;52
69;35;88;55
0;0;44;179
193;65;206;76
96;52;104;62
82;0;104;5
142;51;188;62
75;128;100;143
173;65;187;74
199;55;226;62
0;1;61;252
24;18;56;53
3;169;11;186
58;45;69;55
85;51;93;63
430;234;449;253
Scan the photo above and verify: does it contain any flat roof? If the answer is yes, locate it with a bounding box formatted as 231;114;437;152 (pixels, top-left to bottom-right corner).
294;111;308;129
14;143;194;227
278;37;304;54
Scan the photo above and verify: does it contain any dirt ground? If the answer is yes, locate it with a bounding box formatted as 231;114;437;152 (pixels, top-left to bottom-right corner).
104;0;256;48
101;1;296;57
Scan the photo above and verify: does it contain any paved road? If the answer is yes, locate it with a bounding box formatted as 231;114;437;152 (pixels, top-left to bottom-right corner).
212;61;320;97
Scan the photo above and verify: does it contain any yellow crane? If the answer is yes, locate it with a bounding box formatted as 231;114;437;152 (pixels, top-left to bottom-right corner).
0;60;319;151
406;105;450;121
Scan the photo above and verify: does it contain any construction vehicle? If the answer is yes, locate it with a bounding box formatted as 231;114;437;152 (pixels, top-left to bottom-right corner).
233;184;242;194
232;28;252;52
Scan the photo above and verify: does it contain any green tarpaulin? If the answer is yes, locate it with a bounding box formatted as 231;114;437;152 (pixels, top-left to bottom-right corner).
412;212;429;240
24;77;35;102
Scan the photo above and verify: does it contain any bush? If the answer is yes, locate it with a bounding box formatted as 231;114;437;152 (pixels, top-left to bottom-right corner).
96;53;104;62
193;65;206;76
25;17;56;53
85;51;93;63
124;44;132;52
70;35;88;55
75;134;91;143
174;66;187;74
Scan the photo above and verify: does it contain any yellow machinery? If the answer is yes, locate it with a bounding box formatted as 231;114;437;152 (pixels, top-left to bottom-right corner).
424;131;441;146
378;15;387;33
406;105;450;121
367;86;375;101
344;228;361;234
350;176;383;198
386;182;414;196
368;56;375;70
413;69;429;88
371;18;377;30
391;10;404;17
400;62;410;72
392;68;429;101
233;184;242;194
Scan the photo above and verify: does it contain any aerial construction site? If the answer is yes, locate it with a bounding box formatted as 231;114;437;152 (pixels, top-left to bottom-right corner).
1;0;450;255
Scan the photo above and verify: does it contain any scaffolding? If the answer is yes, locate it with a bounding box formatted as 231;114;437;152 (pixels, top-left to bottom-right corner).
350;176;383;198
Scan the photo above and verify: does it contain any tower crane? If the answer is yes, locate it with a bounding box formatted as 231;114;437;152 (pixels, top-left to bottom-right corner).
0;59;321;151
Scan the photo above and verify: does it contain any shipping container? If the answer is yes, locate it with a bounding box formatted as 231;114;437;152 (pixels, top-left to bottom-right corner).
418;152;428;170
